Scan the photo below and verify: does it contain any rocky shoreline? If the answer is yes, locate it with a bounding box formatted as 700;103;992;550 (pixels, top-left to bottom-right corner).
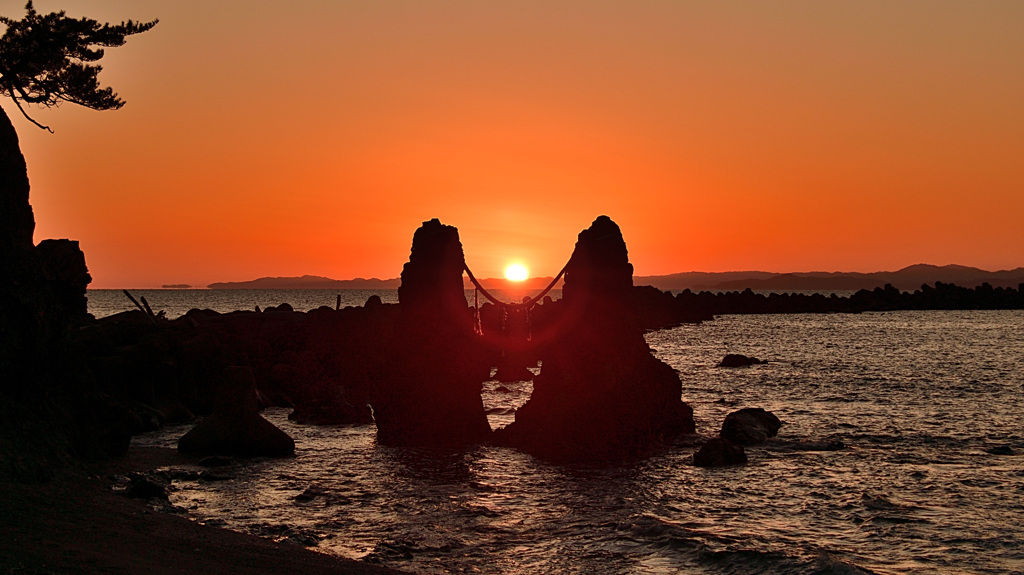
0;446;410;575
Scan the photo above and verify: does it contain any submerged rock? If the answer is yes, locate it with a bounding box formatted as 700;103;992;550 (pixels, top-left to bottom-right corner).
178;366;294;457
720;407;782;446
693;438;747;467
772;439;845;452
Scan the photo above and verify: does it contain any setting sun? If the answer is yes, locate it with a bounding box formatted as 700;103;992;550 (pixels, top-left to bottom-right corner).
505;264;529;282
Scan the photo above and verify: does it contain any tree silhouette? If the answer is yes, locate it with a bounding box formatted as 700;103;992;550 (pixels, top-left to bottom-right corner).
0;1;156;132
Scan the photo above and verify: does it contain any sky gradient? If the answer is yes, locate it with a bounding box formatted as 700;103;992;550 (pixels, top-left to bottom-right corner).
4;1;1023;288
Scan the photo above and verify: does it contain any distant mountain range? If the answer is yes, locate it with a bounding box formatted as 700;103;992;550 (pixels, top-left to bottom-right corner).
635;264;1024;291
205;265;1024;292
207;275;561;290
207;275;401;290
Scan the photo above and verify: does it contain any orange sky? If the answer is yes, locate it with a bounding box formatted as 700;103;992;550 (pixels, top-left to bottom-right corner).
5;1;1023;288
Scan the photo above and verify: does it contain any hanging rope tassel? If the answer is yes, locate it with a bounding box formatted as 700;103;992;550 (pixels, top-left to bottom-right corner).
500;306;509;356
473;286;483;336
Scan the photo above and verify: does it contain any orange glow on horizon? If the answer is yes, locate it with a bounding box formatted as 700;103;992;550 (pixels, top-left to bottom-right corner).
7;1;1024;288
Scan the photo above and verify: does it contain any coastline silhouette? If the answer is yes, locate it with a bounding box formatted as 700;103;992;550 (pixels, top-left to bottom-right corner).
3;3;1024;574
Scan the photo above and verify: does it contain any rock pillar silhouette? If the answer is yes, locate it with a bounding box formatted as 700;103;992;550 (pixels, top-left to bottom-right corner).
495;215;695;460
371;219;491;446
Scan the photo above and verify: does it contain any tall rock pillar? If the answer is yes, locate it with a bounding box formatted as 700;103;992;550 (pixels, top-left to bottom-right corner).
371;218;491;446
495;215;695;460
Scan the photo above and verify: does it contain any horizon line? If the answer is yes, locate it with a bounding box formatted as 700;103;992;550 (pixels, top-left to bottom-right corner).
87;262;1024;290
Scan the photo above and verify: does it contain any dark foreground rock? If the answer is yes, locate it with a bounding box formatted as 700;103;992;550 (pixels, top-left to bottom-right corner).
178;366;294;457
1;104;121;481
693;438;748;467
495;216;695;460
720;407;782;446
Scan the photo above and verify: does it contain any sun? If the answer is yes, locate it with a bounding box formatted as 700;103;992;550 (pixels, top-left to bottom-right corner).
505;263;529;282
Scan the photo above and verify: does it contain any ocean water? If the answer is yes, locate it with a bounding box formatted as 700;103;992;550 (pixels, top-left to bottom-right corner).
132;308;1024;574
87;289;400;319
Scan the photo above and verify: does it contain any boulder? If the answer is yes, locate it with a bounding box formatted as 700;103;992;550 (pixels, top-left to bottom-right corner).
693;438;747;467
178;366;294;457
720;407;782;446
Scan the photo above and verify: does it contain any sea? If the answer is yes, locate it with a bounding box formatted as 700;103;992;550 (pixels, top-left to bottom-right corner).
91;291;1024;574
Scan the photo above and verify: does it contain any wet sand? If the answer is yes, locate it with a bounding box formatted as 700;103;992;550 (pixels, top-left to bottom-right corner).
0;447;411;575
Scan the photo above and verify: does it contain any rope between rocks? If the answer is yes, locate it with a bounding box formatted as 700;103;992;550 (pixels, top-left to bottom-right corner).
463;262;568;310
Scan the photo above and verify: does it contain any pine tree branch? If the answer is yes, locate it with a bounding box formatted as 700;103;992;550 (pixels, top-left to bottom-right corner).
5;80;52;133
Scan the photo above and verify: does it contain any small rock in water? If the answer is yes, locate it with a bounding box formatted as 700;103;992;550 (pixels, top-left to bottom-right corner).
198;455;233;467
693;438;747;467
198;470;234;482
281;528;320;547
800;439;846;451
720;407;783;446
717;354;766;368
986;445;1015;455
293;485;328;502
125;472;170;500
165;468;201;481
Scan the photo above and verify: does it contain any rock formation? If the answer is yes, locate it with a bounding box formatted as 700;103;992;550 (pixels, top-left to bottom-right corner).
0;105;93;388
494;215;695;460
1;104;39;390
1;104;103;480
717;354;766;368
370;219;491;446
720;407;782;446
693;438;747;467
178;366;294;457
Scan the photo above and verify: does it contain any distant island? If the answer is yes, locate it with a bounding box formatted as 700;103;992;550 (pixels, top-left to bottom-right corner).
204;264;1024;292
207;275;401;290
160;284;192;289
